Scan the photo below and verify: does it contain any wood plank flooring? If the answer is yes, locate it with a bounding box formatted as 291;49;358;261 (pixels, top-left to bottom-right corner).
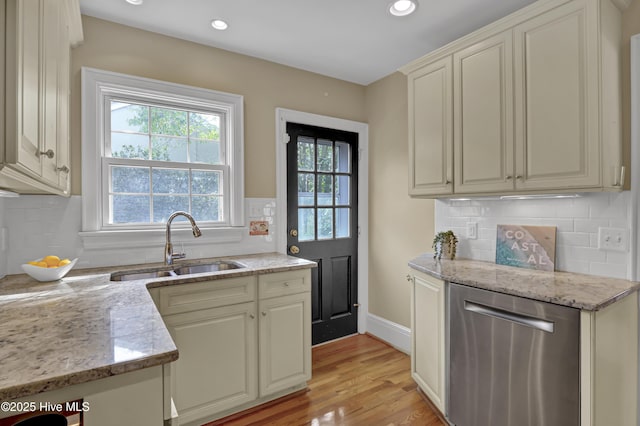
213;334;445;426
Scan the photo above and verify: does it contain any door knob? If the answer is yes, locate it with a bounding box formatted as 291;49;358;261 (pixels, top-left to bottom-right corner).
289;229;298;237
289;245;300;254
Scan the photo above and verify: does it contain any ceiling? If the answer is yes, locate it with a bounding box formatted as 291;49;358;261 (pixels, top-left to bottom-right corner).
79;0;537;85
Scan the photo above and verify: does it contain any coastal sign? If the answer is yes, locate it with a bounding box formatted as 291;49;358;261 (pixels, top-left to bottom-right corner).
496;225;557;271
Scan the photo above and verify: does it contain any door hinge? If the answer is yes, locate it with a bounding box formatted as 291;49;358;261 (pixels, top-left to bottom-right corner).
283;133;291;144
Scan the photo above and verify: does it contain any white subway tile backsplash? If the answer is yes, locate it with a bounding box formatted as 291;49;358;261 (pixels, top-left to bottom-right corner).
1;195;278;275
435;192;632;279
557;232;590;247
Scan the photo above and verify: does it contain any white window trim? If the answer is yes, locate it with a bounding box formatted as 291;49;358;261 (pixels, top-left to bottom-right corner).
81;67;245;246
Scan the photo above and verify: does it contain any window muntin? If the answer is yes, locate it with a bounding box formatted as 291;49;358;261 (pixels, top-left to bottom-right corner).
103;99;228;227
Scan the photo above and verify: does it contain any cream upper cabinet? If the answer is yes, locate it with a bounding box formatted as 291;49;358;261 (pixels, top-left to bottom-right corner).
1;0;81;195
513;0;601;191
401;0;626;198
409;270;446;414
407;57;453;196
453;31;514;194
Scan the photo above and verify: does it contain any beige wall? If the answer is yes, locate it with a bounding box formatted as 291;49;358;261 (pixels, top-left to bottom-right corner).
70;16;367;196
365;72;435;328
622;0;639;182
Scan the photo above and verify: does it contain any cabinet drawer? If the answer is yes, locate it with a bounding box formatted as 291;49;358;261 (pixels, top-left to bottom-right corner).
259;270;311;299
158;275;257;315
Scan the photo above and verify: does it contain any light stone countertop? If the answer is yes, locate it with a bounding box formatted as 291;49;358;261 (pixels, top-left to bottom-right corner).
409;253;640;311
0;253;316;401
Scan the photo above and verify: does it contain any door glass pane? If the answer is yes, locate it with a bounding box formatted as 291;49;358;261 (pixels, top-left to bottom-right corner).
298;208;315;241
317;139;333;172
336;208;350;238
335;141;351;173
317;208;334;239
297;137;315;171
317;175;333;206
335;175;350;206
298;173;315;206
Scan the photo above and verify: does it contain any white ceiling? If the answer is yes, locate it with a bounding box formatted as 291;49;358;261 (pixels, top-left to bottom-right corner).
79;0;537;85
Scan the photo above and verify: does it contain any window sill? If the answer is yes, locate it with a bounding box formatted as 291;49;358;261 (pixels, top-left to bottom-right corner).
79;227;245;250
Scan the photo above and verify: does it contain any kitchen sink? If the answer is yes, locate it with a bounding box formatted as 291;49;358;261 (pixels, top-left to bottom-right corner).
110;261;246;281
173;261;245;275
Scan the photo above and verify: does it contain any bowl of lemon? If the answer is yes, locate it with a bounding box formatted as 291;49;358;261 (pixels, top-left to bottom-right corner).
21;255;78;282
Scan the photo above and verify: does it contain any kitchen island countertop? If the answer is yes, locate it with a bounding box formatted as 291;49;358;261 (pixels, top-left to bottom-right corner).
0;253;316;401
409;253;640;311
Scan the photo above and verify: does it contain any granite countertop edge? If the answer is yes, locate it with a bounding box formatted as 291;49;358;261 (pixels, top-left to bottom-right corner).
0;252;316;401
408;254;640;311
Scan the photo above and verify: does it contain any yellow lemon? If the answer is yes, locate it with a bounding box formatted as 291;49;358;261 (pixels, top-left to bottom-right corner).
35;261;48;268
43;255;61;267
58;259;71;267
27;261;39;266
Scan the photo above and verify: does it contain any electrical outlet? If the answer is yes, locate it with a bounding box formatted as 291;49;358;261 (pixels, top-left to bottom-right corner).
597;227;628;252
466;222;478;239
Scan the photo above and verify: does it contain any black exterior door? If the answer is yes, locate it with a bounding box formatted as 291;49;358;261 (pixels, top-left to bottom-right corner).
286;122;358;345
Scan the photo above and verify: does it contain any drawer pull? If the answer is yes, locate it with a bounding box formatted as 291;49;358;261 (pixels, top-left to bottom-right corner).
284;282;290;287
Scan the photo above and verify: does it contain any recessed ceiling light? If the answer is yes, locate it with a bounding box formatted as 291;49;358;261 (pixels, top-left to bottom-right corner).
211;19;228;31
389;0;417;17
126;0;143;5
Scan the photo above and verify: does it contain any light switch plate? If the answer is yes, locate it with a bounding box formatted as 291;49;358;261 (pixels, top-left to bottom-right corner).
597;227;628;252
466;222;478;239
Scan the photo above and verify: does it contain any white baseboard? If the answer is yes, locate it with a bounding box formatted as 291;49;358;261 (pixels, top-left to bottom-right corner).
366;313;411;354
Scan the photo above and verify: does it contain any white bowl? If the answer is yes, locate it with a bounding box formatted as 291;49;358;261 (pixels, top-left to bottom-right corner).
21;258;78;282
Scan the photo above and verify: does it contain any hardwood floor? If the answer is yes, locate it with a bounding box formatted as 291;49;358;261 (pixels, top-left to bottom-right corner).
213;334;445;426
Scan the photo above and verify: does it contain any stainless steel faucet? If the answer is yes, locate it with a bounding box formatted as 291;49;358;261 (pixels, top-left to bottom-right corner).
165;211;202;265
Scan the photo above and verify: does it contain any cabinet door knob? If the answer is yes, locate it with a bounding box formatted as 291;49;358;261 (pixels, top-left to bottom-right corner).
445;180;451;185
249;314;255;319
56;165;70;174
515;175;523;180
283;282;289;287
505;175;513;181
38;149;55;159
261;311;267;316
406;274;412;282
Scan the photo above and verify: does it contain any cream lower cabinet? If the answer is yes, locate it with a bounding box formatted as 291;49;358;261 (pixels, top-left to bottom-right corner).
409;270;446;414
156;269;312;426
258;277;312;396
402;0;627;198
163;302;258;425
581;293;638;426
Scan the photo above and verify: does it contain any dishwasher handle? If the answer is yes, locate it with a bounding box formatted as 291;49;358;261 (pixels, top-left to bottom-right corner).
464;300;555;333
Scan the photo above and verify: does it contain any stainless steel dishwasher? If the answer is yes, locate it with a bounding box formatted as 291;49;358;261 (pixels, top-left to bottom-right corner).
449;283;580;426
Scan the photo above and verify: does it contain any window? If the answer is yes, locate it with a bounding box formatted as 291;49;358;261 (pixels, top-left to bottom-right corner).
81;68;244;233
